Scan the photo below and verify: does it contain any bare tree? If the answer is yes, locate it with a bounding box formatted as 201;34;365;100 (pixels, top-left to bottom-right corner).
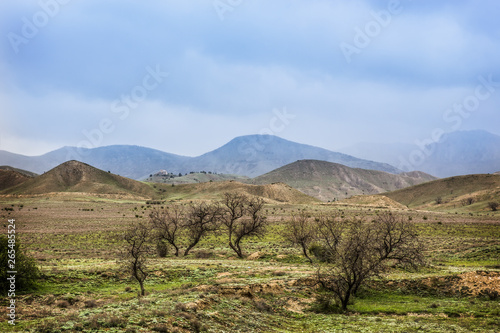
233;197;267;258
149;206;184;257
314;213;424;311
488;201;499;211
282;211;316;263
122;222;151;296
372;212;424;268
461;197;475;206
221;193;247;257
183;202;222;256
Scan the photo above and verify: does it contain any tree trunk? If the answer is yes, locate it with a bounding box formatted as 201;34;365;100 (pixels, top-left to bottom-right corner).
301;243;313;263
184;240;199;256
139;280;145;296
229;241;243;258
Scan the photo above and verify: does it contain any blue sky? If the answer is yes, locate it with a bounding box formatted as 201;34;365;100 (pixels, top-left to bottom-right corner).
1;0;499;156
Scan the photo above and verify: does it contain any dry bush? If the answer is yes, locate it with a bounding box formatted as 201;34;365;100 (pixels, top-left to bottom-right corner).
56;300;70;308
253;299;273;312
194;250;214;259
84;299;97;308
488;201;499;211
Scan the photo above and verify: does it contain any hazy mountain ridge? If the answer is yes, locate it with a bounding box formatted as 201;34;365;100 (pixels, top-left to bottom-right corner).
0;135;400;179
250;159;436;202
340;130;500;177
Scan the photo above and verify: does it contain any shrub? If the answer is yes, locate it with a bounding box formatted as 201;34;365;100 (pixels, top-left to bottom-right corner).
488;202;499;212
0;235;40;294
56;300;70;308
156;240;168;258
253;299;273;312
84;299;97;308
194;250;213;259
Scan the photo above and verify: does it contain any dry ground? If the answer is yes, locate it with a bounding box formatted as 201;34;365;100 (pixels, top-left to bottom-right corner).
0;193;499;332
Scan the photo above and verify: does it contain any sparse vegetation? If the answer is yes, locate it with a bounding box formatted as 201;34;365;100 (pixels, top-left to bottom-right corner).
0;186;498;332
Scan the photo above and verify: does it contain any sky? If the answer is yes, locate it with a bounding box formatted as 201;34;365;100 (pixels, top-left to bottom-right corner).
0;0;499;157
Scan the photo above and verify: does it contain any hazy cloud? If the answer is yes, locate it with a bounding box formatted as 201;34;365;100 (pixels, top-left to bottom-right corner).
1;0;499;156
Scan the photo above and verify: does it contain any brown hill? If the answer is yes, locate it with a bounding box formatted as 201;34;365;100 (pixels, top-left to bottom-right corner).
0;166;38;177
0;169;34;191
1;160;157;198
157;180;319;204
383;174;500;212
336;195;409;210
250;160;436;201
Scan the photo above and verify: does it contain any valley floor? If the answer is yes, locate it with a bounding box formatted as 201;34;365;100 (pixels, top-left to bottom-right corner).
0;195;499;332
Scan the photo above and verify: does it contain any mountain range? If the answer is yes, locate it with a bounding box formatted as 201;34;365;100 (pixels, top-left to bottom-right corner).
339;130;500;178
2;159;496;209
0;135;400;179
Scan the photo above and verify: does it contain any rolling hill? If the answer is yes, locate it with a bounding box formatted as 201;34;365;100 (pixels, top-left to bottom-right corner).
0;166;38;177
250;160;437;201
0;160;157;198
144;171;249;184
0;168;35;191
0;161;319;204
0;135;401;179
158;181;319;204
383;173;500;212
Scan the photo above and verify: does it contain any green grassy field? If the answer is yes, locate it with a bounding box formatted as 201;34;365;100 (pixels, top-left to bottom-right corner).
1;195;499;332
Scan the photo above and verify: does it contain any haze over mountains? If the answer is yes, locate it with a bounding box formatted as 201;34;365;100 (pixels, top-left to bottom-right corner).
1;130;497;183
0;135;400;179
340;130;500;178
